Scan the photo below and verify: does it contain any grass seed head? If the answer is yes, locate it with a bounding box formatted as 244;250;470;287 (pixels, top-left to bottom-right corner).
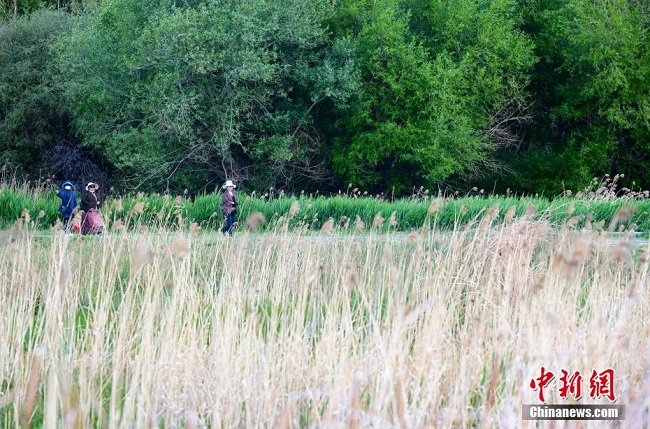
170;237;190;260
51;218;63;232
372;212;385;229
321;218;334;235
131;202;145;215
567;203;575;216
190;221;200;237
428;198;445;214
525;205;537;217
611;242;633;263
355;216;365;231
566;215;584;228
288;201;300;217
609;206;635;231
246;212;267;231
389;211;398;227
132;238;153;274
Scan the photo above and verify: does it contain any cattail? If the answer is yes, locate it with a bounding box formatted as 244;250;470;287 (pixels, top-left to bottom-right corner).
174;195;183;206
22;208;30;223
37;210;45;219
288;201;300;217
114;199;123;212
504;205;516;222
111;219;124;231
355;216;365;231
321;218;334;235
373;212;385;229
525;205;537;217
407;231;418;242
246;212;267;231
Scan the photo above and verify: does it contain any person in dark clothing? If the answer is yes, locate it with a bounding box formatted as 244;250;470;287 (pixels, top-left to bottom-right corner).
220;180;238;235
80;182;104;235
56;181;77;233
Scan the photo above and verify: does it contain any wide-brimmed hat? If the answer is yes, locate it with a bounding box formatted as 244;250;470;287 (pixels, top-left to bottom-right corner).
222;180;237;189
86;182;99;191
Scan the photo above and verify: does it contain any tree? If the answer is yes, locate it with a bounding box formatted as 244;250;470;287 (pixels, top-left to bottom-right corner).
329;0;536;193
0;9;84;180
499;0;650;194
57;0;358;192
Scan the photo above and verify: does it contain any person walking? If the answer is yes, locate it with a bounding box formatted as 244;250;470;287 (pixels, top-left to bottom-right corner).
220;180;238;235
56;181;77;233
80;182;104;235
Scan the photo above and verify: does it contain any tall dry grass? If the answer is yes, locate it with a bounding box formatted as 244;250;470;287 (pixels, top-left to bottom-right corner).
0;210;648;428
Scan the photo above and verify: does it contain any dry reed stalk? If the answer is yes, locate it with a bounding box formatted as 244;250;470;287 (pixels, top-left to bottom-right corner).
23;347;44;426
349;378;361;429
395;376;407;429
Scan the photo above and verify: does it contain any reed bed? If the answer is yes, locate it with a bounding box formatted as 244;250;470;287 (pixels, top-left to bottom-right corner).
0;208;648;428
2;176;650;232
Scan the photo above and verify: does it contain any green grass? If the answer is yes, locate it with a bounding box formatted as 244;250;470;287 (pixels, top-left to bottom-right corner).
1;183;649;233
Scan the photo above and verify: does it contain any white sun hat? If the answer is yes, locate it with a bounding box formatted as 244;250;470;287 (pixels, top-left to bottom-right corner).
222;180;237;189
86;182;99;190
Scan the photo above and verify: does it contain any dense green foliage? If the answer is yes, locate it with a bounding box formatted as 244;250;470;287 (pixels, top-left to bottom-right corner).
0;0;648;195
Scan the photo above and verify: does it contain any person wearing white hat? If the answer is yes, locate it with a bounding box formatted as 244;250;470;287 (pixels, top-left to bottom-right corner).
220;180;238;235
80;182;104;235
